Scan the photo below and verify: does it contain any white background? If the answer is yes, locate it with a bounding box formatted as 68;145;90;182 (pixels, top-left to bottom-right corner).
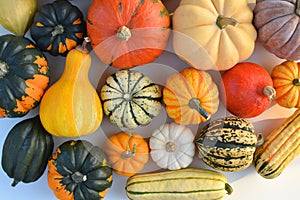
0;0;299;199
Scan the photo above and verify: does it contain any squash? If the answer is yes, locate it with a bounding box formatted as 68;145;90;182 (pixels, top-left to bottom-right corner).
195;116;264;172
30;0;86;56
0;34;49;118
271;60;300;108
0;0;37;36
48;140;113;200
254;0;300;60
163;68;219;125
1;115;54;186
149;122;195;170
220;62;276;118
39;38;103;137
86;0;171;69
172;0;257;71
100;69;162;130
104;132;149;176
126;168;233;200
254;108;300;179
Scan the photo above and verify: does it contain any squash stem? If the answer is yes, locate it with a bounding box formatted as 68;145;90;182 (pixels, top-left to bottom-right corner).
51;24;64;37
296;0;300;16
71;171;87;183
293;78;300;86
189;98;211;120
216;15;238;29
122;142;136;159
0;61;9;77
11;179;19;187
225;183;233;195
76;37;90;54
256;133;264;147
117;26;132;41
166;141;176;152
263;86;276;100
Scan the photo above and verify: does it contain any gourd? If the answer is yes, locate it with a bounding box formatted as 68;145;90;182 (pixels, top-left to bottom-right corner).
48;140;113;200
86;0;171;69
254;108;300;179
271;60;300;108
30;0;86;56
220;62;276;118
254;0;300;60
100;69;162;130
39;39;103;137
195;116;264;172
149;122;195;170
126;168;233;200
172;0;257;71
104;132;149;176
1;115;54;186
0;0;37;36
163;68;219;125
0;34;49;118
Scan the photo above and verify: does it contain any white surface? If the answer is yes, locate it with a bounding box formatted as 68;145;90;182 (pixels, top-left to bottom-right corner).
0;0;300;200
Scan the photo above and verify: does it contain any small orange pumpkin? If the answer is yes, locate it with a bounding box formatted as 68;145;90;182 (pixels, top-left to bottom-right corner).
271;60;300;108
163;68;219;124
104;132;149;176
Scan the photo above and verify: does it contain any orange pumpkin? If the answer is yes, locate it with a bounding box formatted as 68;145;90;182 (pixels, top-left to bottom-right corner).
86;0;171;69
163;68;219;124
271;60;300;108
105;132;149;176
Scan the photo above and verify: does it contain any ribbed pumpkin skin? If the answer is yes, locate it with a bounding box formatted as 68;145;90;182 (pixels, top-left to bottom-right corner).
1;115;54;186
87;0;170;69
254;109;300;179
30;0;85;56
126;168;233;200
100;69;162;130
254;0;300;60
0;34;49;118
195;116;259;172
48;140;113;200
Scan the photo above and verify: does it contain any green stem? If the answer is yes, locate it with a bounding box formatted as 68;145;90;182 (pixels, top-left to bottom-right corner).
293;78;300;86
216;15;238;29
189;98;211;120
51;24;64;37
71;171;87;183
225;183;233;195
11;179;19;187
0;61;9;77
121;143;136;159
263;86;276;101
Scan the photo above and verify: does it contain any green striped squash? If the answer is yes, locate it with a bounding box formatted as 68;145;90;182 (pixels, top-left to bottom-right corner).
100;69;162;130
126;168;233;200
254;109;300;179
195;116;263;172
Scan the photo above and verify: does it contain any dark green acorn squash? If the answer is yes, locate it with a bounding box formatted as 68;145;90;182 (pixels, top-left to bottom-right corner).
1;115;54;186
48;140;113;200
30;0;86;56
0;34;49;118
195;116;264;172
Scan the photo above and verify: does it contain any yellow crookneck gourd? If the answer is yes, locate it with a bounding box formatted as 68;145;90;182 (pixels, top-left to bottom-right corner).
40;39;103;137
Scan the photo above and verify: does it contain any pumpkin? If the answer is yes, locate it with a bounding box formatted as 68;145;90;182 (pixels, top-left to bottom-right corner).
172;0;257;71
126;168;233;200
100;69;162;130
0;0;37;36
104;132;149;176
86;0;171;69
39;38;103;137
163;67;219;125
195;116;264;172
149;122;195;170
1;115;54;186
30;0;86;56
254;0;300;60
220;62;276;118
271;60;300;108
48;140;113;200
0;34;49;118
254;108;300;179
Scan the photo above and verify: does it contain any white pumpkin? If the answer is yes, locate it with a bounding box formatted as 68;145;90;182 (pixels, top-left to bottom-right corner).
149;122;195;170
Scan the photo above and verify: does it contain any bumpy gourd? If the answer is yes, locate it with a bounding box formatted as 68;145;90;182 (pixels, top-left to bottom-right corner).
39;40;103;137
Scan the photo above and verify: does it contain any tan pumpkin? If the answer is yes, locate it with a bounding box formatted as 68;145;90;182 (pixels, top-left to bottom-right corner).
172;0;257;71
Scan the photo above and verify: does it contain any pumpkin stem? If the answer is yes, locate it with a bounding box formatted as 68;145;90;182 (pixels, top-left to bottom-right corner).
293;78;300;86
117;26;132;41
225;183;233;195
263;86;276;100
216;15;238;29
51;24;64;37
121;142;137;159
71;171;87;183
76;37;90;54
189;98;211;120
166;141;176;152
0;61;9;77
11;179;19;187
296;0;300;16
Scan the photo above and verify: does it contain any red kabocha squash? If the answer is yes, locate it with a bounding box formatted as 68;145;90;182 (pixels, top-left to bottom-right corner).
86;0;171;69
220;62;276;118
